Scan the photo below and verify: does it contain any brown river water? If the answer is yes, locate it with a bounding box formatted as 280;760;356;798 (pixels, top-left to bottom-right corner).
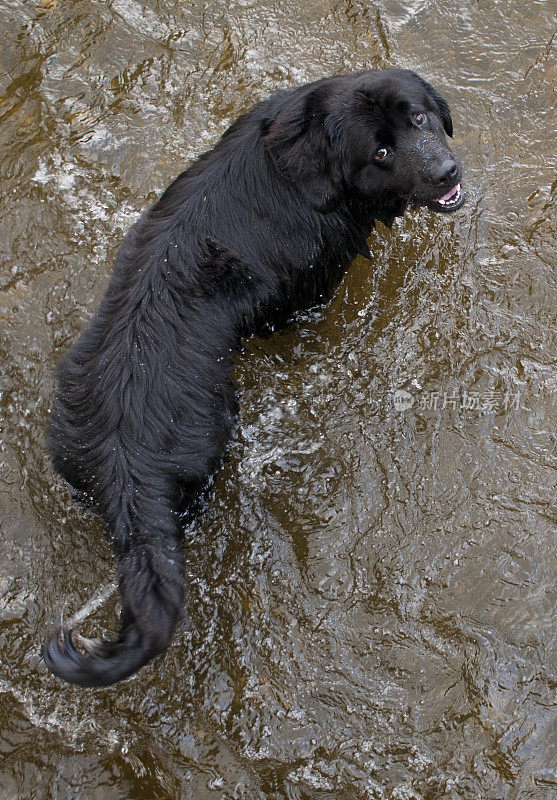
0;1;555;798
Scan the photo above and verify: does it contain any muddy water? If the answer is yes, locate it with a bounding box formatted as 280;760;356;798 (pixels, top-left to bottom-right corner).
0;1;555;798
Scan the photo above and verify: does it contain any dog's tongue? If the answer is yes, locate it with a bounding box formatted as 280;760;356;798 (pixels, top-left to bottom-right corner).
435;183;460;203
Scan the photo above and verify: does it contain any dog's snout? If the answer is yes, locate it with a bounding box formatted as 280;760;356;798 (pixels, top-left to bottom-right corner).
432;158;458;187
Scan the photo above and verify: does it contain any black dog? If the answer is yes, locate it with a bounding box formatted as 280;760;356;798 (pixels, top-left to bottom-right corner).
45;69;464;687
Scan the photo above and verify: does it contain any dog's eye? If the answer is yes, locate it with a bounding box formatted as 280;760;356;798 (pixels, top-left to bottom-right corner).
374;147;389;161
413;112;427;126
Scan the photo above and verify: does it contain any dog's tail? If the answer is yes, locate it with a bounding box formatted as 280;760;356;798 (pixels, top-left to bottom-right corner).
44;454;185;687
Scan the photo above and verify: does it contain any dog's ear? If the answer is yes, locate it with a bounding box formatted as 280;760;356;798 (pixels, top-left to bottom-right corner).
263;86;343;212
420;78;453;137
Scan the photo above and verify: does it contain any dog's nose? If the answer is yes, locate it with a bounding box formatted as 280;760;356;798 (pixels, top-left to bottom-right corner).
432;159;458;186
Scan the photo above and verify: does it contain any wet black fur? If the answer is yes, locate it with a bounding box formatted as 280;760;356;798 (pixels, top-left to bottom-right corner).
45;69;463;687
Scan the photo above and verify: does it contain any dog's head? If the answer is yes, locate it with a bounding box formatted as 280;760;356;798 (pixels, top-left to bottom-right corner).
264;69;464;219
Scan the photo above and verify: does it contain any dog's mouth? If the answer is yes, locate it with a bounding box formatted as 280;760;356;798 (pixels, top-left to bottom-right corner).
428;182;465;213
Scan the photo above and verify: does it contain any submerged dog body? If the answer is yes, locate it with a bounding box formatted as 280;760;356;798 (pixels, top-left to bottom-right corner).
45;69;464;687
